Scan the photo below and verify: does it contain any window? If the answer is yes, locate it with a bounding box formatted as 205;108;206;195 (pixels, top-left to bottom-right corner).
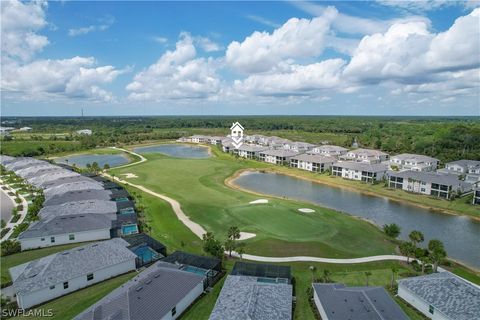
41;238;45;241
69;234;75;241
49;285;55;290
429;305;434;314
50;237;55;243
171;307;177;316
87;273;94;281
63;282;69;289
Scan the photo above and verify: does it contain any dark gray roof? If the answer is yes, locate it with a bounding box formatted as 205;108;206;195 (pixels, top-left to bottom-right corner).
209;275;293;320
446;159;480;168
291;154;336;164
41;175;97;190
74;261;204;320
333;161;388;173
44;181;104;199
18;213;114;239
39;200;118;219
238;145;270;152
313;283;408;320
390;153;439;163
398;272;480;320
10;238;136;294
44;189;112;206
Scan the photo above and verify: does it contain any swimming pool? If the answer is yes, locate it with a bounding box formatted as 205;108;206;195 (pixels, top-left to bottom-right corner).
115;197;130;203
257;277;289;284
182;265;210;276
119;207;135;215
121;224;138;235
134;246;159;264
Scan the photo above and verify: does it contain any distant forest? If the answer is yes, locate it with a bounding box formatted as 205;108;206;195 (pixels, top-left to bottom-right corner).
1;116;479;162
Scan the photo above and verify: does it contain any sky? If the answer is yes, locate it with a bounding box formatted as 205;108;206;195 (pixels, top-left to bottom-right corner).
1;0;479;116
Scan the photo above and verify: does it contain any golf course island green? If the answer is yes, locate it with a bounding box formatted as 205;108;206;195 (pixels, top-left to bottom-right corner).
111;147;396;258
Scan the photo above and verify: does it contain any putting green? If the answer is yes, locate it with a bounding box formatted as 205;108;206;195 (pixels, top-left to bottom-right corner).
111;150;395;258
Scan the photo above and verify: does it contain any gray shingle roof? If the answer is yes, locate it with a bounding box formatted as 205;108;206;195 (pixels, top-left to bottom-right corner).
18;213;114;239
238;145;270;152
446;159;480;168
209;275;293;320
44;189;112;206
333;161;388;173
10;238;136;295
347;148;389;157
312;145;348;153
44;181;104;199
390;153;439;163
260;149;299;157
398;272;480;320
27;170;79;186
15;164;61;178
39;200;118;219
6;159;47;171
291;154;336;164
0;155;16;164
42;175;97;190
74;261;204;320
387;170;467;187
313;283;408;320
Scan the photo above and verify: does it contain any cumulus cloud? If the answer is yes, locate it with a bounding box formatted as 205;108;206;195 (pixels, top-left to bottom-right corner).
376;0;479;11
126;33;221;101
1;1;123;102
226;7;338;74
194;36;223;52
1;0;49;61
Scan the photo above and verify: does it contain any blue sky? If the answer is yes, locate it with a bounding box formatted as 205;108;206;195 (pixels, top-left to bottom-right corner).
1;0;479;116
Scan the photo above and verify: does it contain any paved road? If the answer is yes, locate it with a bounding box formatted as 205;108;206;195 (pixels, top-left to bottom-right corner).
102;151;412;265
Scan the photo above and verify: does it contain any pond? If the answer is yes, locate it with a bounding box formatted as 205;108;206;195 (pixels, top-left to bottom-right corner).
54;153;130;168
233;171;480;269
133;144;211;159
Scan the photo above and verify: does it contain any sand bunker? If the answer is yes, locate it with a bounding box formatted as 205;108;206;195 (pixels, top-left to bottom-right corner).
239;232;256;240
122;173;138;179
298;208;315;213
249;199;269;204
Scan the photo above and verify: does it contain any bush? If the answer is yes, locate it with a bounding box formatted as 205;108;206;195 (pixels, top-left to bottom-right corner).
0;240;20;256
11;222;28;238
10;214;20;223
0;228;10;238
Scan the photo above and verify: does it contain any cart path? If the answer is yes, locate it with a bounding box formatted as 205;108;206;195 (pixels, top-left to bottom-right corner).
109;147;146;169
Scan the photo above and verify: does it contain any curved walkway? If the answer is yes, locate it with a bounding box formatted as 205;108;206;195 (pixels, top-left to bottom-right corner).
0;181;29;242
108;147;146;169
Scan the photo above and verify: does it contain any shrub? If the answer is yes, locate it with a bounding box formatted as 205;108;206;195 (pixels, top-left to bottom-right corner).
0;240;20;256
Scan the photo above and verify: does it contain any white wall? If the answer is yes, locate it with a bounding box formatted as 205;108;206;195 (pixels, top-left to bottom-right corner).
313;288;330;320
17;259;136;309
20;229;111;250
161;281;204;320
397;285;450;320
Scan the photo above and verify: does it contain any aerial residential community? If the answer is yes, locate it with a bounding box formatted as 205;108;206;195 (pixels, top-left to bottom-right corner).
1;1;480;320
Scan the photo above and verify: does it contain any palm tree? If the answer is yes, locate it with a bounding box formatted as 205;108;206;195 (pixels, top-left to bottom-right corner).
364;271;372;286
428;239;446;272
224;239;236;257
409;230;424;248
237;243;246;259
227;226;240;240
322;269;332;283
399;241;415;263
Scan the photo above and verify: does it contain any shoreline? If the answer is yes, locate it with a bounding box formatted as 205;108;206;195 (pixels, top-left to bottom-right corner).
228;166;480;222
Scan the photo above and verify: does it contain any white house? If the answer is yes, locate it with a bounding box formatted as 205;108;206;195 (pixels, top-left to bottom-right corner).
259;149;298;165
283;141;316;152
18;214;114;250
312;283;408;320
190;135;208;143
390;154;439;172
10;238;137;309
76;129;92;135
397;272;480;320
331;162;388;183
208;136;225;145
310;145;348;157
342;148;389;164
75;261;205;320
237;145;269;159
387;170;471;199
290;154;336;173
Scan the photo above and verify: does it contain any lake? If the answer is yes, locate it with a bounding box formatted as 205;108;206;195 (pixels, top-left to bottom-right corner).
133;144;211;159
233;171;480;269
54;153;130;168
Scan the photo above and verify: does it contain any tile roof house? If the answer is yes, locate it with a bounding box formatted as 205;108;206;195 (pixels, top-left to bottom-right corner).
237;145;270;159
342;148;389;164
290;154;336;172
75;261;205;320
397;272;480;320
18;214;114;250
209;274;293;320
312;283;408;320
331;162;388;183
10;238;137;309
387;170;472;199
310;145;349;157
390;153;440;172
38;199;118;220
43;189;112;206
44;181;104;200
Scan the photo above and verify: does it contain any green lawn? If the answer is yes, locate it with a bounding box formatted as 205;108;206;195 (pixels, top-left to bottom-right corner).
10;272;135;320
111;150;396;259
1;243;84;286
